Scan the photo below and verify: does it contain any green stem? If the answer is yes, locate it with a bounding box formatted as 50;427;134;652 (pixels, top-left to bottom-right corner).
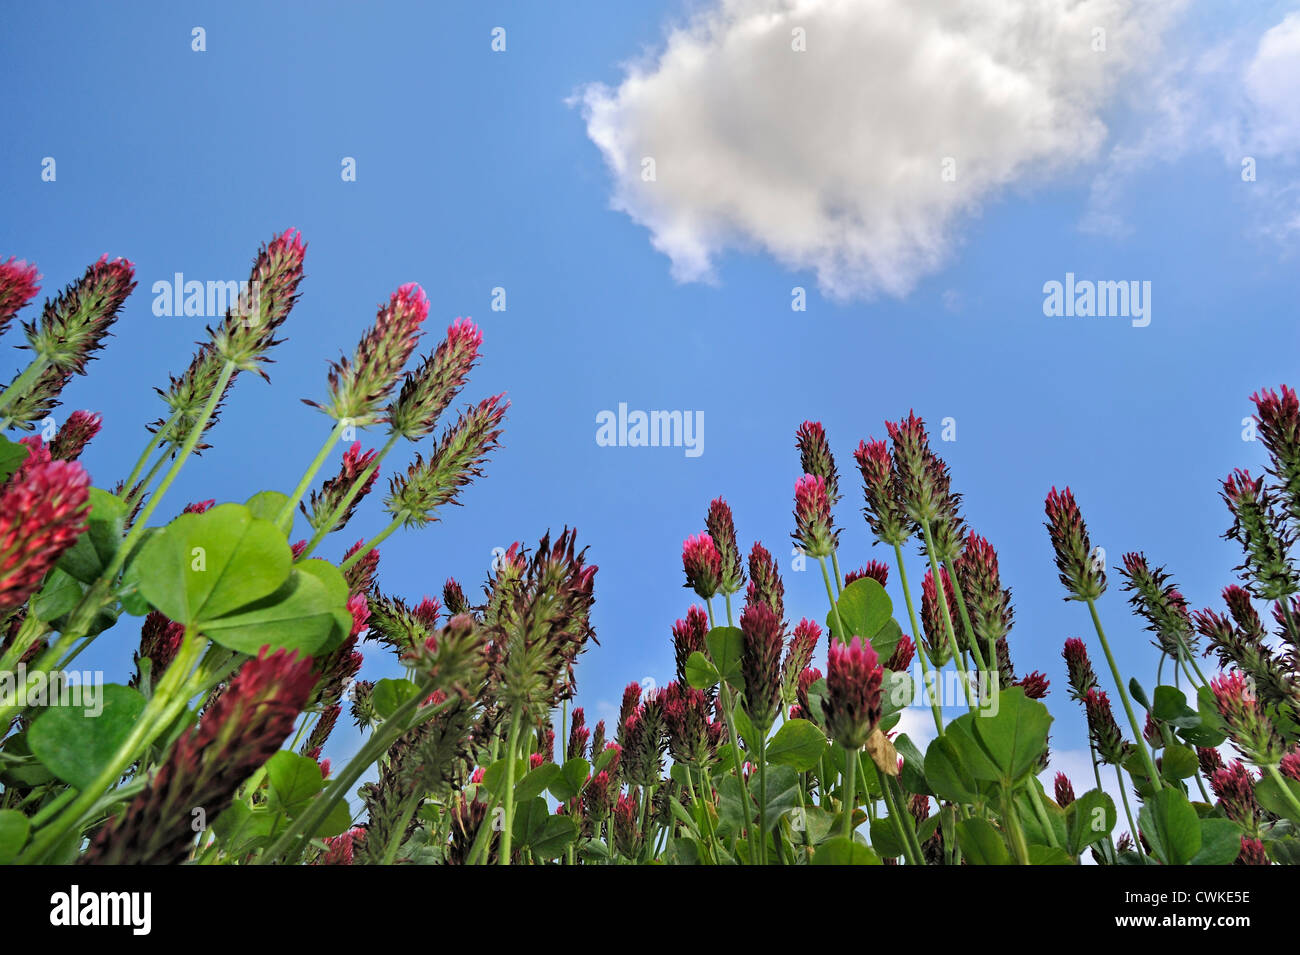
297;430;401;560
1114;764;1148;863
121;410;177;495
841;748;859;840
757;735;768;865
1085;599;1162;791
1025;780;1061;850
893;542;944;735
829;550;844;597
1266;763;1300;821
123;450;169;512
819;557;846;641
0;355;49;422
921;523;976;712
277;418;349;533
19;628;209;862
379;790;423;865
941;555;990;675
1000;788;1032;864
340;516;403;572
498;708;523;865
880;769;924;865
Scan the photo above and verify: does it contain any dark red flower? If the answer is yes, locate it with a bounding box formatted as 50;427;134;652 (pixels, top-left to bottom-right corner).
1044;487;1106;601
793;474;837;558
845;560;889;588
682;533;723;599
824;636;883;748
0;458;90;611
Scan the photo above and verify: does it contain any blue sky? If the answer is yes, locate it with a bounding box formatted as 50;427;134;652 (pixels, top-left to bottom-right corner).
3;0;1300;796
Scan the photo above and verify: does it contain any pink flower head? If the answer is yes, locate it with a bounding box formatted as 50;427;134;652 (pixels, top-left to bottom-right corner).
0;257;41;337
746;541;785;619
886;633;915;672
824;636;883;749
1212;671;1285;764
1054;772;1076;808
0;458;90;611
671;605;709;684
705;498;744;595
845;560;889;588
740;601;785;732
681;532;723;599
792;473;836;559
796;421;839;502
1044;487;1106;601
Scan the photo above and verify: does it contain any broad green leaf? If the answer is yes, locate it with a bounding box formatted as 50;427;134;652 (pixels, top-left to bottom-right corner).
0;809;30;864
1189;817;1243;865
245;490;291;524
200;561;348;656
372;678;421;721
32;567;83;622
970;687;1052;785
956;817;1011;865
56;487;124;584
265;751;325;816
758;765;802;831
549;757;592;803
812;836;881;865
1152;686;1200;729
592;746;619;775
894;733;932;797
1255;773;1300;825
1065;788;1117;855
213;802;276;854
136;503;292;625
0;733;55;787
880;669;914;723
826;577;895;651
481;757;527;799
512;796;550;849
732;705;758;751
1159;744;1199;781
529;815;579;859
1028;845;1073;865
516;762;561;803
943;713;1003;786
28;684;147;791
684;651;720;690
870;818;904;858
0;435;28;483
924;734;981;804
1138;788;1201;865
116;528;159;616
1128;678;1150;710
705;626;744;687
765;718;827;772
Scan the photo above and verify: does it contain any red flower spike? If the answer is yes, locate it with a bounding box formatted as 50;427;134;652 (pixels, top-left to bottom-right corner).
824;636;883;749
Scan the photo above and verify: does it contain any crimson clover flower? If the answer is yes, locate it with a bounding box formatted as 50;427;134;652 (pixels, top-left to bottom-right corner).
0;457;90;611
740;601;784;733
1054;773;1076;807
886;413;965;559
622;698;666;787
845;560;889;588
920;565;966;656
385;394;507;528
853;437;912;547
83;648;317;864
302;441;379;533
128;611;185;691
1211;671;1287;765
308;283;428;426
1198;746;1225;778
682;532;723;599
824;636;883;749
954;531;1013;654
1014;671;1050;700
582;770;613;824
1062;638;1099;701
1193;607;1296;709
47;410;101;462
1083;689;1128;765
886;633;915;671
1209;761;1261;830
1238;837;1269;865
567;707;590;761
745;541;785;619
671;605;709;685
23;255;135;377
1222;468;1300;602
155;230;306;450
388;317;483;440
0;257;41;338
792;473;837;558
613;793;640;856
662;681;722;767
1044;486;1107;601
1251;384;1300;524
796;420;840;503
1119;552;1196;657
442;576;469;615
796;666;822;722
705;497;745;595
781;617;821;704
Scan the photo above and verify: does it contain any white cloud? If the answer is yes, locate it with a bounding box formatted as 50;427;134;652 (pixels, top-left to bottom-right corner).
578;0;1156;300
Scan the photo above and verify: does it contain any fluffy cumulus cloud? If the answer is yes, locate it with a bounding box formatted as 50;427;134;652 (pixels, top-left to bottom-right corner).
1243;12;1300;157
579;0;1152;300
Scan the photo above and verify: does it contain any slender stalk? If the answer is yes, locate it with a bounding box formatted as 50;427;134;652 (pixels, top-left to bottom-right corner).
756;735;768;865
297;430;401;560
1000;788;1032;864
892;542;944;734
121;410;178;494
841;748;859;839
340;516;403;572
1085;599;1162;790
1266;763;1300;822
19;628;209;862
123;451;169;512
1025;780;1061;851
818;557;846;640
879;769;924;865
921;524;977;712
498;708;523;865
0;356;49;421
379;790;422;865
1114;764;1148;863
829;550;844;597
940;556;989;675
276;418;349;532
